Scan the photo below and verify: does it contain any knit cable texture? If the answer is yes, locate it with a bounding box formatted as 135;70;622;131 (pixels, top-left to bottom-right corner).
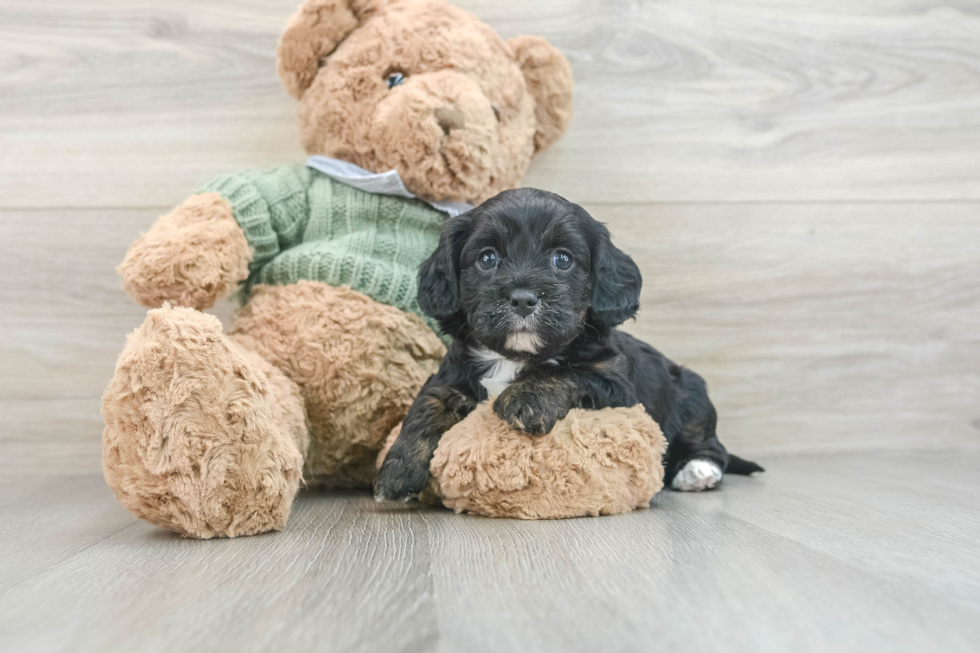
202;164;447;336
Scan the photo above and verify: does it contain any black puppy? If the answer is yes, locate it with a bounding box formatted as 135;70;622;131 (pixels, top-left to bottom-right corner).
375;188;762;502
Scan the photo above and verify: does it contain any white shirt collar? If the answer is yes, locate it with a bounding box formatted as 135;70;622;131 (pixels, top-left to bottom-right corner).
306;155;474;218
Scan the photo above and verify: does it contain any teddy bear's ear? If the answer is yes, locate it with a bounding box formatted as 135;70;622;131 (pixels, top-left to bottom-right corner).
508;35;574;153
277;0;384;99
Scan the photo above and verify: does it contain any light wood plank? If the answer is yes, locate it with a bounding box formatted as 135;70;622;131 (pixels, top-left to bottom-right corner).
3;203;978;472
0;475;133;591
0;207;239;473
597;202;980;456
2;0;979;207
1;452;978;653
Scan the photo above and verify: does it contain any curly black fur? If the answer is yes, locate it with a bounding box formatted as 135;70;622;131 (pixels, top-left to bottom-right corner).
375;188;762;502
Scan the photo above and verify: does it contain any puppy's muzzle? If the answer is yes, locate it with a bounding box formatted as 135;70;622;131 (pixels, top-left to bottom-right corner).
509;289;538;318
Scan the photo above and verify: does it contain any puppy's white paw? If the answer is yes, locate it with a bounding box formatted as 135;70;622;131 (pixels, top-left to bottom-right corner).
671;459;723;492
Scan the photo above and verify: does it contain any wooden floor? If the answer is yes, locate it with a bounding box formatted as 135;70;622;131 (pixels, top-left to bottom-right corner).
2;452;979;653
2;0;979;651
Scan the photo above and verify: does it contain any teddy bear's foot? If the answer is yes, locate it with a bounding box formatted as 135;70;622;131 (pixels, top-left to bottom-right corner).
378;404;668;519
102;304;309;538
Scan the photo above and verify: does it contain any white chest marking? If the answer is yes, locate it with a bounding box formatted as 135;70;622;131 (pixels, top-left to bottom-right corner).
471;347;525;397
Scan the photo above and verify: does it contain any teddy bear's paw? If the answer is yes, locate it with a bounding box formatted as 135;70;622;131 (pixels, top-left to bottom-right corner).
102;304;308;538
671;459;723;492
426;403;668;519
118;193;251;310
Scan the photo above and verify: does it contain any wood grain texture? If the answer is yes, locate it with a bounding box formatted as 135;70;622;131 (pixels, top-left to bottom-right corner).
1;0;980;206
1;452;979;653
0;208;237;474
3;203;979;473
598;202;980;456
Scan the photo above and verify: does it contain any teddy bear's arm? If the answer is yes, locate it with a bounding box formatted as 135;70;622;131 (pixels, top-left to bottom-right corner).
375;373;477;502
118;193;252;310
119;164;317;309
198;164;315;274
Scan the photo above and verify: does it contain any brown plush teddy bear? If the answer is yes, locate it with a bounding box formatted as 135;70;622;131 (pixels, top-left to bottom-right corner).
102;0;575;538
378;404;668;520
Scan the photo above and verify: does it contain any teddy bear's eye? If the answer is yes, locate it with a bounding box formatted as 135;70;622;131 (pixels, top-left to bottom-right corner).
386;72;405;89
492;105;501;122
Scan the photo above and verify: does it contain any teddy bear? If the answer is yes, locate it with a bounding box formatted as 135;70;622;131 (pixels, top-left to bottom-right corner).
378;404;668;520
101;0;576;538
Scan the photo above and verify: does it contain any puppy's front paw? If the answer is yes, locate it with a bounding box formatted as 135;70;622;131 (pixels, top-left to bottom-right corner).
374;454;429;502
671;459;723;492
493;384;569;435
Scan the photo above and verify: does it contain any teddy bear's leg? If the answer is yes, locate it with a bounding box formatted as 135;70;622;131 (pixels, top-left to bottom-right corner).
229;281;446;487
102;305;309;538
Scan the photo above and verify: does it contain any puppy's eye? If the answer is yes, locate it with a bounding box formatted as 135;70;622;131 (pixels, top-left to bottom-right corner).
492;105;502;122
552;251;573;271
478;249;498;270
386;72;405;89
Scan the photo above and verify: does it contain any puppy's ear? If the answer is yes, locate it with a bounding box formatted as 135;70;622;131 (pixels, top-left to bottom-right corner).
590;226;642;329
508;35;574;153
277;0;384;99
418;214;471;321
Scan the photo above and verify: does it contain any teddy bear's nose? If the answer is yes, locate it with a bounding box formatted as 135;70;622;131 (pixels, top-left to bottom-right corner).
434;106;466;134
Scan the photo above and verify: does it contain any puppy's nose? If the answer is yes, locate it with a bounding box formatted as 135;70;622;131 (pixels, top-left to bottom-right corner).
510;289;539;317
435;106;465;135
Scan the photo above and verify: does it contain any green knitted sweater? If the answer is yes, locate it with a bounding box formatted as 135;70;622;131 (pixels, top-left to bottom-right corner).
201;164;446;335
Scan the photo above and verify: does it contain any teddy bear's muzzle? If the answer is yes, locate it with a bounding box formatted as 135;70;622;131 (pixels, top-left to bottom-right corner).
370;70;500;203
434;106;466;134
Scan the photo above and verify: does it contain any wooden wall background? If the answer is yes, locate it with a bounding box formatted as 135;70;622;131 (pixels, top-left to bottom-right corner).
2;0;978;474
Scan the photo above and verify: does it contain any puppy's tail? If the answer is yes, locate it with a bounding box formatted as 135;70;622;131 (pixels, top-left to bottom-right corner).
726;454;765;476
